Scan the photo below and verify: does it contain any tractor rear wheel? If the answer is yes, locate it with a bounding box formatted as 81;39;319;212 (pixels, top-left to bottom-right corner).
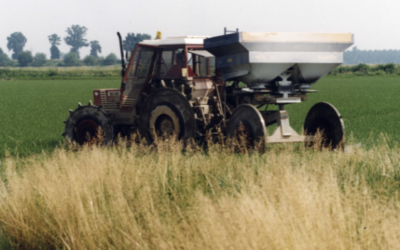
138;88;196;144
304;102;345;150
226;104;267;151
63;102;113;145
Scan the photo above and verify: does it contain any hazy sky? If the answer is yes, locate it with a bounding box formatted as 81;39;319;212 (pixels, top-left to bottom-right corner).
0;0;398;58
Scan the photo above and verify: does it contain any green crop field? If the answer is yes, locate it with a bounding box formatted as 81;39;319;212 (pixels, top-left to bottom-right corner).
286;76;400;146
0;79;120;157
0;76;400;158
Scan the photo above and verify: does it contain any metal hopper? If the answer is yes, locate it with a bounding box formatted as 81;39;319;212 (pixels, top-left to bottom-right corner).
204;32;354;90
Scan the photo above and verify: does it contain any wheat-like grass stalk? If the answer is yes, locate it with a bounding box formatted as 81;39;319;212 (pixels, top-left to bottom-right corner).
0;138;399;249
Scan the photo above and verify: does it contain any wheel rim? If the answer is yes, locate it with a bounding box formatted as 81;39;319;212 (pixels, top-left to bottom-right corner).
138;88;196;145
155;114;175;136
76;119;100;144
64;105;113;146
148;105;181;140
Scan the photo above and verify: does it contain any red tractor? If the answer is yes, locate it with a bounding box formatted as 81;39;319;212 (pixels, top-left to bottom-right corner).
63;30;353;149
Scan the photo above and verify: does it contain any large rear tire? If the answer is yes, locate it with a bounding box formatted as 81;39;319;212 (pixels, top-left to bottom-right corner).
138;88;196;144
63;102;113;145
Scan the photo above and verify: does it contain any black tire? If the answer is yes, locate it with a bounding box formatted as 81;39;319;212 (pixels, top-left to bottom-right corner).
138;88;196;144
226;104;267;151
304;102;345;150
63;103;113;145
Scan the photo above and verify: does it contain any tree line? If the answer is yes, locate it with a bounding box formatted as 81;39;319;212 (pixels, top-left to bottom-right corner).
344;47;400;65
0;25;151;67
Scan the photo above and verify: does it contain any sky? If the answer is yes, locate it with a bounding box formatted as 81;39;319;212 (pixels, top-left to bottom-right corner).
0;0;399;59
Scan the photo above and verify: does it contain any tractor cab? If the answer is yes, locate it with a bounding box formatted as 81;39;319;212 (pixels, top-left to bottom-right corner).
117;36;216;113
153;47;215;79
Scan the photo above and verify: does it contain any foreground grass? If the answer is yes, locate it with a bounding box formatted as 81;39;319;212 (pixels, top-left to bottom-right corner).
1;139;400;249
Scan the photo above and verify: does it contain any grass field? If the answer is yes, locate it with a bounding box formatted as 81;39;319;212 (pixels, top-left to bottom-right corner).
286;76;400;147
1;76;400;158
0;79;120;157
0;66;121;80
1;75;400;248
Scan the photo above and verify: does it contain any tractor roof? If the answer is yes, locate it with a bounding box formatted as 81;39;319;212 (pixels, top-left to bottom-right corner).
139;36;208;46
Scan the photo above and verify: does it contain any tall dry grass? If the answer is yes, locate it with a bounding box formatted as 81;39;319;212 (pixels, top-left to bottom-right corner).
0;138;400;249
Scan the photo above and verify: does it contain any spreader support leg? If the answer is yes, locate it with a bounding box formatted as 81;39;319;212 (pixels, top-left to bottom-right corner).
265;110;313;144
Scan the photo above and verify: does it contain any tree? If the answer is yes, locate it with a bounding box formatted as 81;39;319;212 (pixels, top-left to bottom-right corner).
63;52;81;66
7;32;27;59
83;55;97;66
48;34;61;59
48;34;61;47
31;53;47;67
17;51;33;67
90;40;101;58
0;48;12;67
103;53;117;66
343;47;400;65
50;46;60;60
64;25;89;58
123;33;151;52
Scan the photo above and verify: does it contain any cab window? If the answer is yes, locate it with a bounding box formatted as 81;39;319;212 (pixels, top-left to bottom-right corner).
155;48;185;78
188;50;215;77
128;46;155;83
123;46;156;106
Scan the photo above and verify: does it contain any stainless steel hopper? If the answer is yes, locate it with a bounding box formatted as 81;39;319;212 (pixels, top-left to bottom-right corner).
204;32;354;90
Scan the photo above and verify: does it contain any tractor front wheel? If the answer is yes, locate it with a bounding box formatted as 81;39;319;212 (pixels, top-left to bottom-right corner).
63;102;113;145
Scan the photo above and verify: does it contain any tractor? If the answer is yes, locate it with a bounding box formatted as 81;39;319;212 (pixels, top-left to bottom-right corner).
63;29;353;149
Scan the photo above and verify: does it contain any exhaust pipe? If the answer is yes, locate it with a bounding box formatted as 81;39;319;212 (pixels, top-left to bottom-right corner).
117;32;126;78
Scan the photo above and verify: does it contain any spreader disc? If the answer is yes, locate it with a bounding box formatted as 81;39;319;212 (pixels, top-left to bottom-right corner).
226;104;267;150
304;102;345;149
